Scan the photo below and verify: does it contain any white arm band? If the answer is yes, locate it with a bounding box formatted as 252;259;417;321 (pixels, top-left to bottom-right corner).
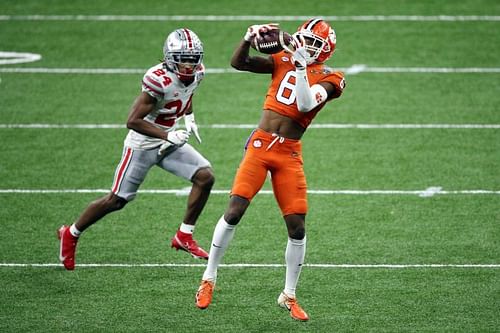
184;112;195;126
295;68;328;112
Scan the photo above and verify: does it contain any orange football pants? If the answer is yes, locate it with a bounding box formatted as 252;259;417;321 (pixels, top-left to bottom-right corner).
231;128;308;216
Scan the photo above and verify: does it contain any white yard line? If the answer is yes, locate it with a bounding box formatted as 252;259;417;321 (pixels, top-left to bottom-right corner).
1;15;499;21
0;263;498;268
1;67;500;74
0;123;499;129
0;189;498;195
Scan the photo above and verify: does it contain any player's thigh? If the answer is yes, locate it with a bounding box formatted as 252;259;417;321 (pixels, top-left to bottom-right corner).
271;158;307;215
157;144;211;181
231;151;268;200
112;147;157;201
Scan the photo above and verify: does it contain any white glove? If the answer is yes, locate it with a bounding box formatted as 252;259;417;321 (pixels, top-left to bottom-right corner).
291;35;308;69
283;34;308;69
243;23;279;42
184;113;202;144
292;47;308;69
158;130;190;155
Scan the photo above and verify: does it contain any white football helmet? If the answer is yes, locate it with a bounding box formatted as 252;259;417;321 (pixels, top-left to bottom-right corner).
163;28;204;81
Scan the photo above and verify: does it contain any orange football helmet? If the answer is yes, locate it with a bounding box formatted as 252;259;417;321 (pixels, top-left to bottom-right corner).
295;18;336;64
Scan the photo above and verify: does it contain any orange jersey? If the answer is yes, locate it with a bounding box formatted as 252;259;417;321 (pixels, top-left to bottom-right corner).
263;51;345;128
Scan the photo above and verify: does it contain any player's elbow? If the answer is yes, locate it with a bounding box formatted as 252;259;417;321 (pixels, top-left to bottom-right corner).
230;58;246;71
231;53;254;71
230;60;240;70
126;118;140;131
126;119;134;130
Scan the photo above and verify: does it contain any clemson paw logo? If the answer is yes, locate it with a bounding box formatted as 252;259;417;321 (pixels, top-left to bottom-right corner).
315;92;323;103
253;139;262;148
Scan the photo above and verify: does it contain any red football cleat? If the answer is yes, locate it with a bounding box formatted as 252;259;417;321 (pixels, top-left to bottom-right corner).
57;225;79;270
171;231;209;260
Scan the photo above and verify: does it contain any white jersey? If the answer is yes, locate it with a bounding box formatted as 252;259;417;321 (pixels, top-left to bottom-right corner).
124;63;204;149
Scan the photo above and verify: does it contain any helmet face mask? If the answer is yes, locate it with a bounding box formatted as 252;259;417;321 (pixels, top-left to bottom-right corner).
163;29;204;81
296;19;336;64
170;53;202;76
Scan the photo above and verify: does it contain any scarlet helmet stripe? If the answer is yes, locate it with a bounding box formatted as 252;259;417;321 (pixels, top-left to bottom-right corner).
183;28;193;49
112;147;133;194
163;28;203;79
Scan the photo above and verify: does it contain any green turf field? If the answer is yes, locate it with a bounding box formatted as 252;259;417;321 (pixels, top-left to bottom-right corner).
1;0;499;332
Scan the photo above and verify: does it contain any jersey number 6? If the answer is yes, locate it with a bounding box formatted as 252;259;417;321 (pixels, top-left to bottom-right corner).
276;71;297;106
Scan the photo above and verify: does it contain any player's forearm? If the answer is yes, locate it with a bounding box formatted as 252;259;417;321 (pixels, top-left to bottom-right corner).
295;68;327;112
295;68;315;112
295;68;328;112
230;40;252;70
126;93;167;139
126;118;168;140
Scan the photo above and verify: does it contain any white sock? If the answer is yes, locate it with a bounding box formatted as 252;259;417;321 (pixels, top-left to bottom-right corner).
202;216;236;282
179;223;195;234
284;236;306;298
69;224;81;238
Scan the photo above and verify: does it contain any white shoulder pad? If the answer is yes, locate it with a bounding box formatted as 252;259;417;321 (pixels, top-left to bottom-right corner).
141;64;173;98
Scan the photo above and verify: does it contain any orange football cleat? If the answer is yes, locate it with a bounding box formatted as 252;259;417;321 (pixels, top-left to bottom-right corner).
277;292;309;321
195;280;214;309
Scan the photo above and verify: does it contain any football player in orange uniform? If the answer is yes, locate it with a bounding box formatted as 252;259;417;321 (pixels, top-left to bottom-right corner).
196;19;346;321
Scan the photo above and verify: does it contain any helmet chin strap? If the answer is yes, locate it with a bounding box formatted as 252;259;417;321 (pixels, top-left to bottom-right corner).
177;73;194;82
162;62;195;82
175;70;197;84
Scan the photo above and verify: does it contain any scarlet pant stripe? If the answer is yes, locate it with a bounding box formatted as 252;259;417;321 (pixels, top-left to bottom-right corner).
111;147;132;194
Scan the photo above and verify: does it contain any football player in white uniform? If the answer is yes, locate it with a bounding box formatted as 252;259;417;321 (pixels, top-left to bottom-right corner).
57;28;214;270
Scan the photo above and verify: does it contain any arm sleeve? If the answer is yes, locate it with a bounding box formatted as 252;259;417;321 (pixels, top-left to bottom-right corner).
295;68;328;113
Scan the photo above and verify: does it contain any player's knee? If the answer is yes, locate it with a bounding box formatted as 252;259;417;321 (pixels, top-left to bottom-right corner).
224;210;242;225
284;214;306;240
103;193;128;211
193;167;215;190
289;226;305;240
114;196;128;210
224;196;249;225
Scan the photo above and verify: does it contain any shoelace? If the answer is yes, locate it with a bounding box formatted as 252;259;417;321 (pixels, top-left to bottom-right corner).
286;298;297;308
199;281;213;295
266;133;285;151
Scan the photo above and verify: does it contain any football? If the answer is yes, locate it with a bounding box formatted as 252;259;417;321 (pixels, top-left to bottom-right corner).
250;30;293;54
